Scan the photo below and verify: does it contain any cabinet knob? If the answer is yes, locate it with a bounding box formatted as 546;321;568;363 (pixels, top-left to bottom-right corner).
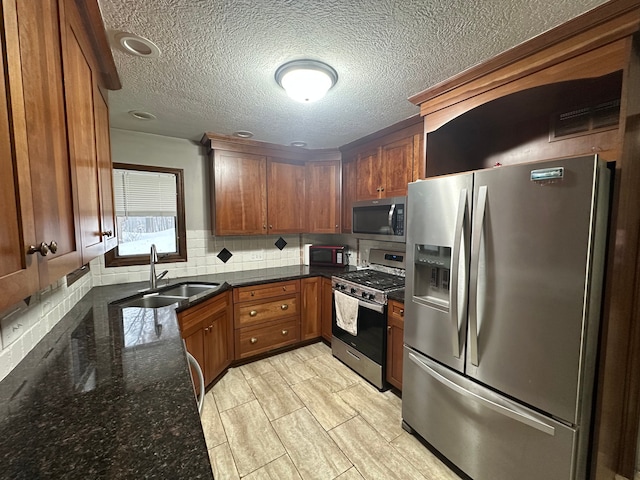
282;286;286;291
281;304;288;311
387;326;391;332
335;224;338;228
263;225;266;229
27;242;50;257
250;310;258;317
204;326;210;333
380;187;384;192
269;225;273;229
102;230;113;237
47;241;58;254
281;329;288;336
399;309;404;316
250;337;258;344
250;291;255;296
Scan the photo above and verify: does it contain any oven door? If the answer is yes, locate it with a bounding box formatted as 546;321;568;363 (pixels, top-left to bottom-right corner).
332;293;386;365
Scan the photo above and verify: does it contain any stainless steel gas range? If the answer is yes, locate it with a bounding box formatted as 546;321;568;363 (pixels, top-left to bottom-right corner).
331;249;405;390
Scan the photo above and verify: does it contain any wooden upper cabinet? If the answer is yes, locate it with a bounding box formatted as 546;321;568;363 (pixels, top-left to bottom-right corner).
382;137;414;197
14;0;83;287
212;150;267;235
94;87;117;252
342;117;423;202
0;0;39;311
341;157;356;233
267;158;305;234
356;147;383;200
306;160;341;233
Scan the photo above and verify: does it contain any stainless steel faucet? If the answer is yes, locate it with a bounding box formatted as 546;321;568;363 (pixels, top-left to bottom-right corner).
150;244;168;289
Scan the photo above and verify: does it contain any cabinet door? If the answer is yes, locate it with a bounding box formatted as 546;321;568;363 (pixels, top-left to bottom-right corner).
62;20;104;264
301;277;322;340
94;87;117;252
203;306;232;385
356;147;383;200
267;158;305;233
213;150;267;235
341;158;356;233
382;137;414;198
306;161;341;233
0;0;39;310
16;0;83;286
386;300;404;390
321;278;333;342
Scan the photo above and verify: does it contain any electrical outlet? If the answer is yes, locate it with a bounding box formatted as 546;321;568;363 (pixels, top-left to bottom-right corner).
1;308;26;347
250;251;264;261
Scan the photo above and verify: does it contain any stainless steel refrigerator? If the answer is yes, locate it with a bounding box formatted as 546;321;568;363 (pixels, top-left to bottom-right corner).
402;155;610;480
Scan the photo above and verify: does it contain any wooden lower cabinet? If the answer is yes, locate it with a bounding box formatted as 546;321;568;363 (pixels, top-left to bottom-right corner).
233;280;301;360
386;300;404;390
178;291;233;392
321;277;333;342
301;277;322;340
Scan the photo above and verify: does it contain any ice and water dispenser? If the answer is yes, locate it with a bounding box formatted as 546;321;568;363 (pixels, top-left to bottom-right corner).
413;244;452;311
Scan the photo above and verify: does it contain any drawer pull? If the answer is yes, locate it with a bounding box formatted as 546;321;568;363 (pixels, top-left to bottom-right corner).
282;286;286;291
281;329;288;335
250;291;255;296
250;310;258;317
250;337;258;344
400;309;404;316
281;304;288;311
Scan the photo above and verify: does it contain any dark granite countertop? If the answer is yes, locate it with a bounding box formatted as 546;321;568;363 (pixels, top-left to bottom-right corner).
387;289;405;302
0;265;354;479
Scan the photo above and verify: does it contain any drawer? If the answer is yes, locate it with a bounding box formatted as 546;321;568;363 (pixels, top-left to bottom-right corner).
234;294;299;328
236;318;300;359
388;300;404;328
178;291;229;337
234;280;300;303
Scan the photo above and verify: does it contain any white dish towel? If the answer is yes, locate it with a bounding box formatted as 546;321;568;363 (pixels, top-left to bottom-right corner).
334;290;359;336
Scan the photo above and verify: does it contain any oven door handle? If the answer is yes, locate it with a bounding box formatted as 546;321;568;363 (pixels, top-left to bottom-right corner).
357;299;384;314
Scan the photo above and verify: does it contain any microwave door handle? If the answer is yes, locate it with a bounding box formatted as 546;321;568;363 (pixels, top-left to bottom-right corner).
449;188;468;358
388;204;396;234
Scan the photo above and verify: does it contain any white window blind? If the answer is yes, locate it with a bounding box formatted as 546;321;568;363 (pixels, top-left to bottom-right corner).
113;169;177;217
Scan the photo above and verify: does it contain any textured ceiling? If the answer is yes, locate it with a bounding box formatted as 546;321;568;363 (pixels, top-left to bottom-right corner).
98;0;608;149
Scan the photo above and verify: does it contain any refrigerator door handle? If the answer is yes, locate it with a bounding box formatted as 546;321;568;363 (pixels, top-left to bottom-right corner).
469;185;487;367
408;352;556;436
449;188;467;358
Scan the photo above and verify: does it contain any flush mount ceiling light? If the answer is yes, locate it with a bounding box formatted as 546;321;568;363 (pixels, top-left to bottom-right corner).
290;141;307;147
128;110;156;120
275;60;337;103
113;31;161;58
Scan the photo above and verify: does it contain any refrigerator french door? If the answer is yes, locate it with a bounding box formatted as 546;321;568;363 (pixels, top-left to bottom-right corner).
403;155;610;480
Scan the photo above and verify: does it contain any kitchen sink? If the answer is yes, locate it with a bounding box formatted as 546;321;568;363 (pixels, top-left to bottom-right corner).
159;283;220;298
116;294;186;309
112;282;221;309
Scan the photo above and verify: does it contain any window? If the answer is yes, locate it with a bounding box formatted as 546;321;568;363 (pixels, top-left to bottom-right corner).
105;163;186;267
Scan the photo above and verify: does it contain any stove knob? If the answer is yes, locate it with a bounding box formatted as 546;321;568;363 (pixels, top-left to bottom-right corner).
350;288;357;294
362;292;368;298
368;294;375;300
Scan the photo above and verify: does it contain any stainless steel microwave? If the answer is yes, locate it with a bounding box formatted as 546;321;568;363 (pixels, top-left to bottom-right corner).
352;197;406;242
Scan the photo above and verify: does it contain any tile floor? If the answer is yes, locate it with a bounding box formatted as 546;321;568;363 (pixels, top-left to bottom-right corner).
201;342;462;480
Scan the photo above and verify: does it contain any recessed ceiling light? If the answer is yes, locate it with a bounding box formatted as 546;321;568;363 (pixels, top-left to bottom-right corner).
113;31;160;58
275;59;337;103
128;110;156;120
233;131;254;138
290;141;307;147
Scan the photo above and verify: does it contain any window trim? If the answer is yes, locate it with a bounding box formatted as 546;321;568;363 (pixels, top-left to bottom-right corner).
105;163;187;268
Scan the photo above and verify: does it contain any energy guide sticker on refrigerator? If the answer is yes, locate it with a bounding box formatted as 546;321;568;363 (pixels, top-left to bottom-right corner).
402;155;610;480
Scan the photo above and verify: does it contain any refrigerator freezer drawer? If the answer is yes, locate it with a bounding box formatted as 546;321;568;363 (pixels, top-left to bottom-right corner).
402;347;578;480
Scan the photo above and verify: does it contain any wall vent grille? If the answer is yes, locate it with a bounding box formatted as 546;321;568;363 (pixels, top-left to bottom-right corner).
551;99;620;140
